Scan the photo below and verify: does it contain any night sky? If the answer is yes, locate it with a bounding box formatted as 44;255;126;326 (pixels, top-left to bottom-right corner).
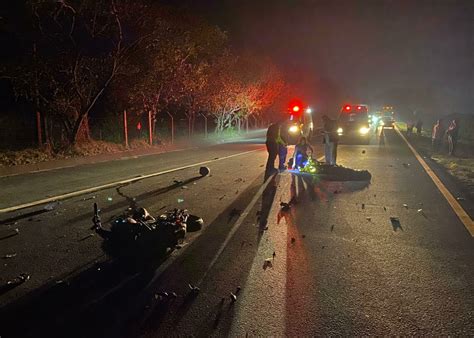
169;0;473;118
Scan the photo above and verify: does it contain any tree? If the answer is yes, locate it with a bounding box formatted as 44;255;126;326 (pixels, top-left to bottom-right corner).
4;0;141;146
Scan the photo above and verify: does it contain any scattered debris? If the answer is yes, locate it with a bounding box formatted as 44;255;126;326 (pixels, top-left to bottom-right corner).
2;253;17;259
173;180;183;185
199;166;210;177
229;208;242;219
234;178;243;183
291;237;296;244
366;217;372;221
219;195;226;200
280;202;291;212
374;194;376;197
79;233;94;241
417;209;423;213
331;225;335;232
188;283;200;294
272;251;276;260
259;164;264;167
263;258;273;270
107;197;113;202
322;246;325;249
403;204;408;209
0;228;19;240
83;196;96;201
236;286;241;294
362;203;365;209
181;186;189;190
390;217;403;231
383;206;387;211
456;197;465;201
6;273;30;286
362;150;366;154
302;234;306;238
43;201;59;211
402;163;411;168
230;292;237;302
175;244;183;249
177;198;184;203
235;190;239;194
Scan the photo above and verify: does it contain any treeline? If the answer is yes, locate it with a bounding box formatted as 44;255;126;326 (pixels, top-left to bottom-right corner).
1;0;286;148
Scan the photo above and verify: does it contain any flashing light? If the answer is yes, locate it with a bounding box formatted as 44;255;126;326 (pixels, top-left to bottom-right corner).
306;108;312;114
357;106;362;110
344;105;351;111
292;105;300;113
289;125;300;134
359;127;370;135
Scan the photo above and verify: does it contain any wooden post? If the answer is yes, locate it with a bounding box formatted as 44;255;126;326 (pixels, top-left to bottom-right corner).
123;110;129;148
166;112;174;144
246;117;249;133
148;110;153;145
36;111;42;146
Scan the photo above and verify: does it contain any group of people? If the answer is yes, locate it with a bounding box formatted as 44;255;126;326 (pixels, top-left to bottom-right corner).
431;119;459;156
406;119;423;137
265;115;339;178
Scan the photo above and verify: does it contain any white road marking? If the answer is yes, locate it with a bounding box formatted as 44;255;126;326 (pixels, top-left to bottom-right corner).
0;149;262;214
395;126;474;236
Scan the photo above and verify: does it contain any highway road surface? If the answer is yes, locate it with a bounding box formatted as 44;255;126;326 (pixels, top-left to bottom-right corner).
0;128;473;337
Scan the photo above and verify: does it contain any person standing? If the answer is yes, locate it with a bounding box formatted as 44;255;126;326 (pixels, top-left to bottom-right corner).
276;121;289;171
265;121;280;178
322;115;338;165
416;119;423;136
431;119;442;152
446;119;459;156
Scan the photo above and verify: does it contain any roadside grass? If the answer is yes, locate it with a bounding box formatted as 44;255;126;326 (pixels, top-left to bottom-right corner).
395;122;474;197
0;139;158;167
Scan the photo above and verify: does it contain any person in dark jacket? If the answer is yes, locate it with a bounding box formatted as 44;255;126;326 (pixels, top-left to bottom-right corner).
265;120;288;178
322;115;338;165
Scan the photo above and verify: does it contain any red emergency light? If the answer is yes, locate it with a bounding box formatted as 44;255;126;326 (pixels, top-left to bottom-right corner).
344;105;351;111
357;106;362;110
292;105;300;113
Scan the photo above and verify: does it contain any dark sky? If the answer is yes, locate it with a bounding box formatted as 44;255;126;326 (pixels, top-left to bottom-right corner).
170;0;473;118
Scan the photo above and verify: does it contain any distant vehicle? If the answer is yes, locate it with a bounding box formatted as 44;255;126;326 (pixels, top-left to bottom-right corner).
337;104;371;144
285;101;313;144
380;106;395;128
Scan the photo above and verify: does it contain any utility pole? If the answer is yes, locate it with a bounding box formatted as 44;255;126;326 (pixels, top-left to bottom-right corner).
166;112;174;144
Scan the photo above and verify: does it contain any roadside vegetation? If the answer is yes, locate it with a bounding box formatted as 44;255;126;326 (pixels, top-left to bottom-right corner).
0;0;292;164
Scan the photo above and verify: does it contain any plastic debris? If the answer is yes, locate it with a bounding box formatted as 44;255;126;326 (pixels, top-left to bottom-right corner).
107;197;113;202
417;209;423;213
44;201;59;211
199;166;210;177
181;186;189;190
7;273;30;286
230;292;237;302
177;198;184;203
403;204;408;209
456;197;465;201
3;253;17;259
402;163;411;168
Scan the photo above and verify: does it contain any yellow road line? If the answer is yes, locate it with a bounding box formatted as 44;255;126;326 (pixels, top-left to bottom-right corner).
395;126;474;237
0;149;262;214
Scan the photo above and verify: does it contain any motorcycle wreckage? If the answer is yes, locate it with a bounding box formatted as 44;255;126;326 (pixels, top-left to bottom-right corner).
91;203;203;257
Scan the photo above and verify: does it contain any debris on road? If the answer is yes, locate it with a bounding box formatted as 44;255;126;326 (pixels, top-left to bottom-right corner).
402;163;411;168
331;225;335;231
0;228;20;241
199;166;210;176
79;233;94;241
230;292;237;302
272;251;276;259
83;196;96;201
366;217;372;221
43;201;60;211
188;283;200;295
302;234;306;238
291;237;296;244
456;197;465;201
181;186;189;190
263;258;273;270
2;253;17;259
173;179;183;185
362;150;366;154
390;217;403;231
229;208;242;219
280;202;291;212
383;206;387;211
6;273;30;287
403;204;408;209
177;198;184;203
107;197;113;202
219;195;226;200
362;203;365;209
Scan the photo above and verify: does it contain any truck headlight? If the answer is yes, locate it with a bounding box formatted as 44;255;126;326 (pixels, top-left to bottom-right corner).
359;127;370;135
337;127;343;135
289;125;299;134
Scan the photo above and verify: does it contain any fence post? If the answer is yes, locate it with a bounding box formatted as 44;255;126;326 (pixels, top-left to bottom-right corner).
123;110;129;148
148;110;153;145
36;111;42;146
166;112;174;144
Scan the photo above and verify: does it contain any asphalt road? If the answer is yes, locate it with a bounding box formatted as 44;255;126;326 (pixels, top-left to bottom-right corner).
0;129;473;337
